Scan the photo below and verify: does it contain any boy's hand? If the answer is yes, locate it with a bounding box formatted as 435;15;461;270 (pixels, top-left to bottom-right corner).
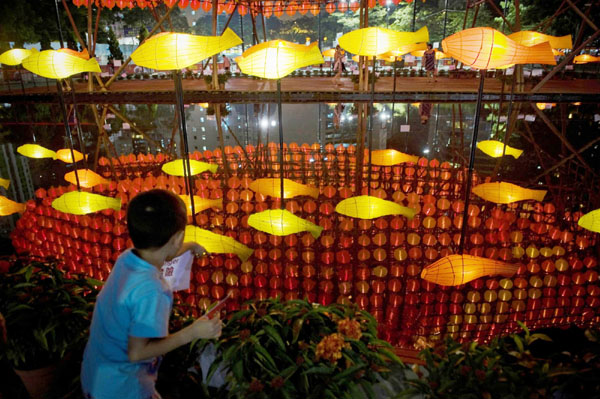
190;317;222;339
188;242;207;258
176;242;207;259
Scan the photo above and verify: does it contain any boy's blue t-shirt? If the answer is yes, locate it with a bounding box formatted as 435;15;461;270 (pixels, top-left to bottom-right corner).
81;249;173;399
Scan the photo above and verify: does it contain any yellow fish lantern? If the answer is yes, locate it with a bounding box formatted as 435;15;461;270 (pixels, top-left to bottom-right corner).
0;196;26;216
0;48;38;66
507;31;572;49
441;27;556;70
236;40;324;79
573;54;600;64
51;191;121;215
184;225;253;261
248;209;323;238
472;182;547;204
476;140;523;159
380;42;428;60
339;26;429;56
179;195;223;215
22;49;101;79
421;254;519;286
17;144;57;160
56;148;86;163
64;169;111;188
352;54;360;63
552;49;565;57
370;149;419;166
0;178;10;189
131;29;242;70
161;159;218;176
322;48;336;58
249;178;319;199
578;209;600;233
335;195;416;220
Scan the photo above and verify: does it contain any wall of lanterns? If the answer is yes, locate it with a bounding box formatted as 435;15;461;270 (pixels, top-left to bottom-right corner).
11;142;599;347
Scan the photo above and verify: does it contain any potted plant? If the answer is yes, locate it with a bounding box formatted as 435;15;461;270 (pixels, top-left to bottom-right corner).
0;256;101;399
190;298;403;398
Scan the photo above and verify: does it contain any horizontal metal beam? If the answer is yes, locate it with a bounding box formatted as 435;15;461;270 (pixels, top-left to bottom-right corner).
1;90;598;105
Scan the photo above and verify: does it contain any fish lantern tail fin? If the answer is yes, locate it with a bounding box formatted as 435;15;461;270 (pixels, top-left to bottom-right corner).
16;203;26;214
309;224;324;239
221;27;243;47
414;26;429;44
556;34;573;50
499;264;520;278
510;148;523;159
404;207;417;220
239;247;253;262
86;58;102;73
80;48;90;60
525;42;556;65
214;198;224;209
532;189;547;202
309;187;320;199
110;197;122;211
208;163;219;173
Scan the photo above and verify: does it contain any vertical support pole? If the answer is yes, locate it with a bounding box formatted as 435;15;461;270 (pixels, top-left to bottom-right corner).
174;70;196;219
390;57;397;138
458;72;485;253
277;79;285;208
57;81;81;191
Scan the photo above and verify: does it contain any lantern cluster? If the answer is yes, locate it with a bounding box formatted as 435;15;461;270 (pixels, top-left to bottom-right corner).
71;0;418;16
11;142;599;347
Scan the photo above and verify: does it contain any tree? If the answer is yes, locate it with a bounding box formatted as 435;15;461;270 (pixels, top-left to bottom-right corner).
106;27;123;61
138;26;149;44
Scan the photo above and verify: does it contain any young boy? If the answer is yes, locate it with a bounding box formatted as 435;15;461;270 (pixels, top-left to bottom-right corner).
81;189;221;399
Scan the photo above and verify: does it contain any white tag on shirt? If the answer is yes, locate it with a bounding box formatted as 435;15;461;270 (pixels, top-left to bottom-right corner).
161;251;194;291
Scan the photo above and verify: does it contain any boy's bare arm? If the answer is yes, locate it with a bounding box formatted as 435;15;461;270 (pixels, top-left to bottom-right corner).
127;317;221;363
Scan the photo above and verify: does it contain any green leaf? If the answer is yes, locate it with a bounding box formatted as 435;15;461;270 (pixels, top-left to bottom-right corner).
378;348;404;365
292;318;304;343
264;324;286;351
332;364;363;381
303;365;333;375
254;343;277;371
513;335;524;353
529;333;552;343
232;359;244;380
24;266;33;282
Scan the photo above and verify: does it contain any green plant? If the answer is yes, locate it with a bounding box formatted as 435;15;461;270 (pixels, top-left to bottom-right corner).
191;298;403;399
404;321;556;399
0;256;101;370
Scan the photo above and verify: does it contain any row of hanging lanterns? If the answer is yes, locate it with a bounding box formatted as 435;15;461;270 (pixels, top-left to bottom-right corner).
71;0;420;14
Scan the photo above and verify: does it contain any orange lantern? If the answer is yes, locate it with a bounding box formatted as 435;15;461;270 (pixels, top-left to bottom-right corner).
442;27;556;70
421;254;520;286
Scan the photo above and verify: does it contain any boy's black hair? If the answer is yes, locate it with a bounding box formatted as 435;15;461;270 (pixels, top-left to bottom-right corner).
127;189;187;250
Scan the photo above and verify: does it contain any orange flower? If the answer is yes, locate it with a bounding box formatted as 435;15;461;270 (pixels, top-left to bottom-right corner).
315;333;349;363
337;318;362;340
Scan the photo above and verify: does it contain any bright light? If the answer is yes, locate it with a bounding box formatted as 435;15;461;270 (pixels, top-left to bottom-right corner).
380;112;388;121
423;148;430;154
271;120;277;127
260;119;269;129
